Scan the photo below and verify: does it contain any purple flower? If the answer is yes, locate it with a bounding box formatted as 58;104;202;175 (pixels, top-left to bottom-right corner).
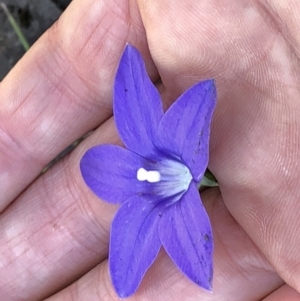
80;45;216;298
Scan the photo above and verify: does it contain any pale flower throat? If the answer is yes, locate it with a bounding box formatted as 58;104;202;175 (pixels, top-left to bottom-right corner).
136;159;193;202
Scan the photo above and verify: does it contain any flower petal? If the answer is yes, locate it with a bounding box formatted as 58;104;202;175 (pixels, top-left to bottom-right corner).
80;144;150;204
155;79;216;181
158;183;213;290
109;196;162;298
114;45;163;158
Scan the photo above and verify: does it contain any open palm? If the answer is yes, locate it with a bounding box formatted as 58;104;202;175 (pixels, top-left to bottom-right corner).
0;1;299;300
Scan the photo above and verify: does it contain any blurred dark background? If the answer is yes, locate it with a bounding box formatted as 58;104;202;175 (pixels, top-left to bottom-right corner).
0;0;72;80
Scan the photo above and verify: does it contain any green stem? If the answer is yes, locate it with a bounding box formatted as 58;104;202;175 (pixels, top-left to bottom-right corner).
1;3;30;51
199;169;218;189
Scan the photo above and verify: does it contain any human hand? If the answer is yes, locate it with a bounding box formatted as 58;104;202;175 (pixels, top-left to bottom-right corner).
0;0;300;300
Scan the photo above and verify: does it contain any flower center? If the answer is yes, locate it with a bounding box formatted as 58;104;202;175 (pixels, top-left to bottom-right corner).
136;158;193;203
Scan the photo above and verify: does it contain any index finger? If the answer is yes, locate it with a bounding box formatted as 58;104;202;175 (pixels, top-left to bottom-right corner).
0;0;158;211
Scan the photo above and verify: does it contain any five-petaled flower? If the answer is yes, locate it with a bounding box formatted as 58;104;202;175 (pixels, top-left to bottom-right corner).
80;44;217;298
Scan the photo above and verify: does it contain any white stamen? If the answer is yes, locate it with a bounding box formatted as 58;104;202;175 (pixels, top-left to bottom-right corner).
137;168;161;183
147;171;161;183
137;168;147;181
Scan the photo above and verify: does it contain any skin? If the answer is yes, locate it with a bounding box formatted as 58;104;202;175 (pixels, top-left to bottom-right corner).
0;0;299;300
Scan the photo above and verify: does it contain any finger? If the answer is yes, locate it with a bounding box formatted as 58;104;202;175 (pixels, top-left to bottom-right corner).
0;0;157;211
0;118;119;301
137;0;278;102
137;0;300;292
263;285;300;301
44;189;282;301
